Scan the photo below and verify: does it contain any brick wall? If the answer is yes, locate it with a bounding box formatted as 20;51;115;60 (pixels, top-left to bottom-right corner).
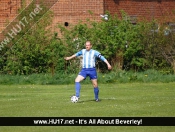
0;0;21;32
104;0;175;22
1;0;175;37
51;0;104;28
0;0;104;31
0;0;104;39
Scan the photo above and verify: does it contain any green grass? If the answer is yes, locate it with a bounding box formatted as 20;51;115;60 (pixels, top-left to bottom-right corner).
0;83;175;131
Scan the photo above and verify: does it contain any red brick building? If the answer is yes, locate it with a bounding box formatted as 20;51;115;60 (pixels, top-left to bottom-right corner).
0;0;21;32
105;0;175;23
1;0;175;36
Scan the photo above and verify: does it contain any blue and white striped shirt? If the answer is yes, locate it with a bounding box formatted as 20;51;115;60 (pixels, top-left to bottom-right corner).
75;49;106;68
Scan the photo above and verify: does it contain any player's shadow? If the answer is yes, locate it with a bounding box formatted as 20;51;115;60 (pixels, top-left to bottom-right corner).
78;98;116;103
78;99;99;103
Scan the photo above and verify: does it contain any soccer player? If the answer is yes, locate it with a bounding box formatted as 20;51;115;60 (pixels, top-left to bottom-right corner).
64;41;112;102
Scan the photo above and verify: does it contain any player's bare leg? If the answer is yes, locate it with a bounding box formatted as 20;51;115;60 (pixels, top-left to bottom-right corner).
75;75;85;82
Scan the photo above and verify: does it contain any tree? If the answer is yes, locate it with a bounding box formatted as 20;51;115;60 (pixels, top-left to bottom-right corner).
58;11;144;72
0;2;66;75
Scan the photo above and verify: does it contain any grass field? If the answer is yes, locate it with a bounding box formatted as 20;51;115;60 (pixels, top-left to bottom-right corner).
0;82;175;132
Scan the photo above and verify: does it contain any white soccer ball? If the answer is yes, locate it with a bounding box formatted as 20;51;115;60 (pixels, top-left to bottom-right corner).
71;96;79;103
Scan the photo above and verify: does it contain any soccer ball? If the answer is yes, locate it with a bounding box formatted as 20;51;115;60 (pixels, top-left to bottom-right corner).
71;96;79;103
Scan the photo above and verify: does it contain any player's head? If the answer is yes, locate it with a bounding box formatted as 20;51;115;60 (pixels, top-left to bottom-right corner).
85;41;92;51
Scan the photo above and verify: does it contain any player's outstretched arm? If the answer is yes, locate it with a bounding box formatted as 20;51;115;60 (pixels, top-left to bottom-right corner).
104;59;112;70
64;54;76;61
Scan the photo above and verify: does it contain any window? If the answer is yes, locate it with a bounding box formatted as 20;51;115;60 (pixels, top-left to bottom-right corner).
169;22;175;33
150;23;159;33
123;15;138;24
130;15;137;25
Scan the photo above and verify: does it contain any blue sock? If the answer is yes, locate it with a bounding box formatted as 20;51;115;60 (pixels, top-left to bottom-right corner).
94;87;99;100
75;82;81;97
